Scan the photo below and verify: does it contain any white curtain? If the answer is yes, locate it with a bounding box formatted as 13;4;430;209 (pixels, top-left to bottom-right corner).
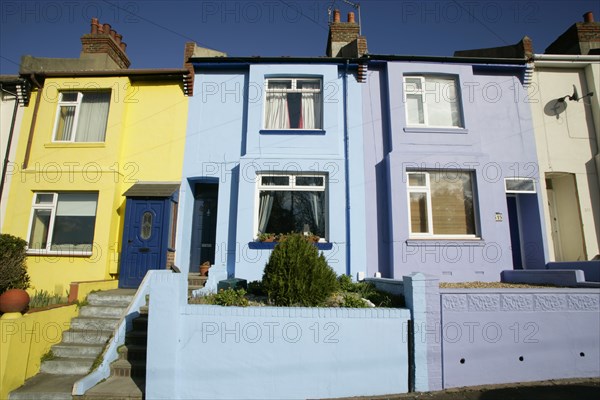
265;83;289;129
77;92;110;142
56;106;76;140
258;192;274;233
309;192;321;230
300;82;321;129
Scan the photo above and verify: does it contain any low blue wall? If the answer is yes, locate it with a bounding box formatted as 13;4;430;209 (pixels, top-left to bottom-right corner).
439;288;600;388
547;261;600;282
146;271;411;399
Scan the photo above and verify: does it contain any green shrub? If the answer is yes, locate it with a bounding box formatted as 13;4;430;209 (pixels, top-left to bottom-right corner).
0;234;30;294
336;274;405;308
262;233;338;306
341;293;369;308
247;280;265;296
29;289;68;309
207;288;249;307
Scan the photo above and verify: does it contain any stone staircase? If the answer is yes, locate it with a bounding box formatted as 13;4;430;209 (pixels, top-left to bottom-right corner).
188;272;208;297
9;289;136;400
79;305;148;400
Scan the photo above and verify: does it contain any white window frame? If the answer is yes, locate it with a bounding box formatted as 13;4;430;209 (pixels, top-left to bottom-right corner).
504;178;536;194
403;75;463;128
263;77;323;130
254;172;328;240
407;171;478;239
26;192;98;255
52;91;110;142
52;92;83;142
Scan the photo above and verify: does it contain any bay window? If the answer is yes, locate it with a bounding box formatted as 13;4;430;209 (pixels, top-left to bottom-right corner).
404;76;462;128
264;78;322;130
27;192;98;253
407;171;477;237
256;173;326;239
53;91;111;142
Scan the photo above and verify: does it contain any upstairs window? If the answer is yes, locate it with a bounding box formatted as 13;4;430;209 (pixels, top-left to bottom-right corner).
27;192;98;254
53;91;111;142
404;76;462;128
256;173;326;239
264;78;322;130
407;171;477;237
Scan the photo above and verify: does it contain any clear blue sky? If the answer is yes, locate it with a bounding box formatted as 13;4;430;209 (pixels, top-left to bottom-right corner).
1;0;599;74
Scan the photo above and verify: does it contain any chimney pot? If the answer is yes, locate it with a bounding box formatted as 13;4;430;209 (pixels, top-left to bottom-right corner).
109;29;117;39
102;23;111;35
333;9;340;23
91;18;99;34
583;11;594;23
120;42;127;52
348;12;355;23
115;33;122;44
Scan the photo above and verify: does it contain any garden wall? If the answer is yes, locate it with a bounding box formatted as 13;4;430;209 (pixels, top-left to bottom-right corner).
0;304;78;399
440;288;600;388
145;271;411;399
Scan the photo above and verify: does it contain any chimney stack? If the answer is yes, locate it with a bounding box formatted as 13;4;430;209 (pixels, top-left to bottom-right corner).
326;8;368;58
545;12;600;55
80;18;130;69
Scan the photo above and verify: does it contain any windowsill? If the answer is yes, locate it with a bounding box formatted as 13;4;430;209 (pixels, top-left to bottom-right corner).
248;241;333;250
26;250;93;257
406;238;485;246
259;129;326;135
45;142;106;148
403;127;469;135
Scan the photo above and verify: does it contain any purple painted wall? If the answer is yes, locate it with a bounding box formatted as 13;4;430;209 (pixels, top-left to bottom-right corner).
362;60;548;281
440;288;600;388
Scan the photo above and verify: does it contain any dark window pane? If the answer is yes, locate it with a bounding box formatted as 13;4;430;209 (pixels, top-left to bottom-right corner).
296;176;324;186
261;190;325;237
262;176;289;186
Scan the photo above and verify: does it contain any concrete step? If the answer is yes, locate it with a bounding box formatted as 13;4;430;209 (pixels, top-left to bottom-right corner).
87;289;136;307
131;315;148;331
78;376;143;400
9;373;85;400
40;357;95;375
110;359;146;378
61;329;112;345
70;316;120;331
51;343;104;359
125;331;147;347
79;305;127;319
118;344;147;363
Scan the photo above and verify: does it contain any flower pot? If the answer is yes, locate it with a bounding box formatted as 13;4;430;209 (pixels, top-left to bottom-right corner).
199;262;211;277
0;289;30;314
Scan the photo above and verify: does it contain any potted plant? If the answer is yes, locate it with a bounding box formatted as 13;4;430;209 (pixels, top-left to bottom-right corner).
258;233;276;242
199;261;211;277
0;234;31;316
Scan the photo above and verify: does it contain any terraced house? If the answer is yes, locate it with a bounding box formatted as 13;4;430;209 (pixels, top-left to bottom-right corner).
1;19;190;294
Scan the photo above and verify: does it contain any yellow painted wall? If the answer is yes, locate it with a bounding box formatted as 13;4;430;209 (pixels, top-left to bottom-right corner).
1;77;188;294
0;305;79;399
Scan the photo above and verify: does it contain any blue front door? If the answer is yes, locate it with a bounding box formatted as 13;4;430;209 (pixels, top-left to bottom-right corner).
119;198;168;288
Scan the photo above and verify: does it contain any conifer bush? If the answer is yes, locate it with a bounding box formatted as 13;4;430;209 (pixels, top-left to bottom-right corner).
0;234;30;294
262;233;338;306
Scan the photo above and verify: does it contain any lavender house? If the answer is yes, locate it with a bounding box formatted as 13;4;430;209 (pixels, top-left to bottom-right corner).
361;56;548;281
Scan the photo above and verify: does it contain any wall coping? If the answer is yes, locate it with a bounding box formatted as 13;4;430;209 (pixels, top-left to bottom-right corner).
440;288;600;294
182;304;410;318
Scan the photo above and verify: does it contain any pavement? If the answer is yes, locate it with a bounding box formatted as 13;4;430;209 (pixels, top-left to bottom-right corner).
334;377;600;400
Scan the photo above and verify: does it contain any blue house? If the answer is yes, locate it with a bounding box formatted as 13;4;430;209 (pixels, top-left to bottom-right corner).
361;55;548;281
176;11;370;282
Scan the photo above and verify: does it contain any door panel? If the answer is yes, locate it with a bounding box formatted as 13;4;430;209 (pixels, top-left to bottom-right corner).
119;199;167;288
190;184;219;272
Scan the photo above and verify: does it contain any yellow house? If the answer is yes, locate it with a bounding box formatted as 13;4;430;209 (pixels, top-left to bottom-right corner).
1;19;190;294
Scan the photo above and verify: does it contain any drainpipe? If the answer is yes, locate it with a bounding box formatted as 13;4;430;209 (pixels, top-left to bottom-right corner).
0;84;20;199
343;60;351;277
